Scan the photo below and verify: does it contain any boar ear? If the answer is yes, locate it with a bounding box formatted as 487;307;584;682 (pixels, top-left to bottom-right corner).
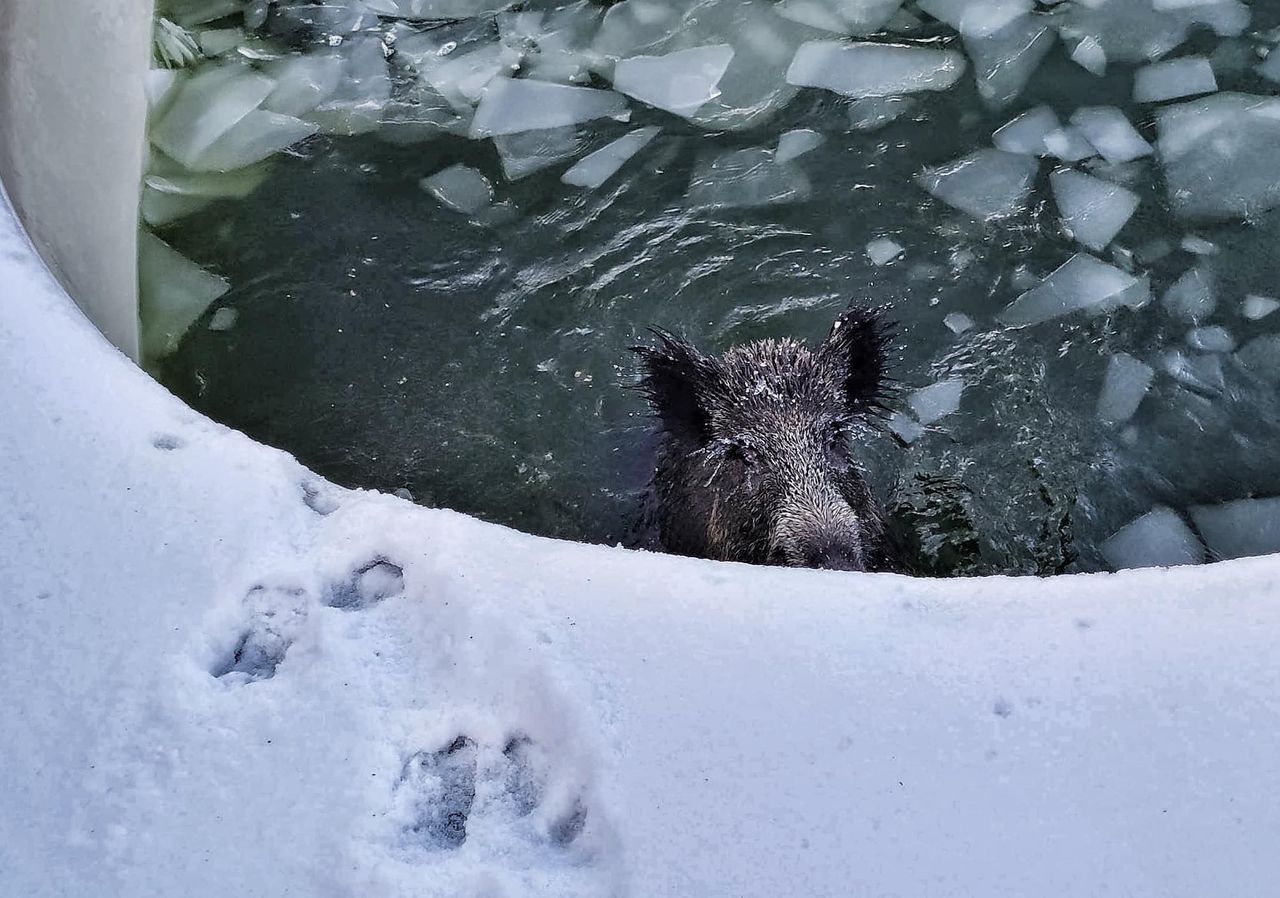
818;306;893;415
632;330;716;445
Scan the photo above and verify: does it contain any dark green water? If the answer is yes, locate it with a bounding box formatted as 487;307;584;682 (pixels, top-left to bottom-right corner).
158;21;1280;574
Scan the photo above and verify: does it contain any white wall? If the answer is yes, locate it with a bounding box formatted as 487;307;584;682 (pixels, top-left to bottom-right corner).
0;0;148;360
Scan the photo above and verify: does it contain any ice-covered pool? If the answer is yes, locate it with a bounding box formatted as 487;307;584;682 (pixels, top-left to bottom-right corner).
143;0;1280;574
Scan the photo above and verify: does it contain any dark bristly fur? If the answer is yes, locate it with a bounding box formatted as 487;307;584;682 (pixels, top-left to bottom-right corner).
633;306;897;572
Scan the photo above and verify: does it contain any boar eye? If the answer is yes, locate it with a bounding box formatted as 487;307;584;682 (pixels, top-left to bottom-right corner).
723;441;758;468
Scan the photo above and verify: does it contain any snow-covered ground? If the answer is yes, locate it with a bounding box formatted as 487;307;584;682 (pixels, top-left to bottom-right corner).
4;185;1280;896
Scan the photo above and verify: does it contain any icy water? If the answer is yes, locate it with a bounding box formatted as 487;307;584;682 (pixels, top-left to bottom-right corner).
156;2;1280;574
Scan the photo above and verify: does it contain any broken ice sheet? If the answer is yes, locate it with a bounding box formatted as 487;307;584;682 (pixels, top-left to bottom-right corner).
888;410;925;444
963;14;1054;109
865;237;904;266
1161;265;1216;322
1189;497;1280;561
847;96;915;131
775;0;906;36
1068;107;1152;165
149;63;276;168
992;105;1060;155
1133;56;1218;103
138;230;231;362
686;148;811;209
612;45;735;117
915;149;1039;221
786;41;966;99
262;54;345;117
493;126;585;181
1160;349;1225;395
1156;93;1280;221
776;129;825;164
561;126;659;189
1096;352;1153;426
917;0;1032;38
421;164;493;215
1242;295;1280;320
189;109;319;172
998;253;1145;327
1099;506;1204;570
469;79;627;138
908;378;965;425
1043;127;1097;163
1057;0;1249;65
1050;168;1139;252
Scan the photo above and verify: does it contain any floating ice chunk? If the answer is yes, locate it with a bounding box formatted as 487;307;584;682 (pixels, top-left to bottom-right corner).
1179;235;1216;255
1242;295;1280;320
591;0;684;60
1069;107;1152;164
1058;0;1248;65
420;164;493;214
687;147;811;208
1050;168;1139;251
263;54;345;117
208;307;238;331
1156;93;1280;221
1186;325;1235;353
915;149;1039;220
964;15;1054;108
1160;349;1225;394
146;69;184;114
493;126;585;180
1070;35;1106;76
562;126;660;188
847;96;915;130
908;378;965;424
776;129;825;163
992;105;1060;155
776;0;906;34
166;0;243;27
1260;49;1280;84
138;231;231;362
1099;506;1204;570
497;4;600;86
1188;497;1280;561
306;37;392;137
189;110;318;172
998;253;1144;327
150;64;277;168
142;155;269;226
470;79;628;138
198;27;245;57
1096;352;1153;425
612;45;734;116
888;411;925;444
786;41;966;98
1134;56;1218;103
1043;127;1097;162
1162;265;1216;321
943;312;974;334
918;0;1032;38
866;237;904;265
420;42;521;114
1235;333;1280;381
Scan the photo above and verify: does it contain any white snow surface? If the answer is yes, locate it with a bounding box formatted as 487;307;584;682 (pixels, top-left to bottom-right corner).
5;189;1280;897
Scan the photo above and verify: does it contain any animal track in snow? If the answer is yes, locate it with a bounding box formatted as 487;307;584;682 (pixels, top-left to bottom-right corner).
325;557;404;611
210;583;309;683
394;732;589;854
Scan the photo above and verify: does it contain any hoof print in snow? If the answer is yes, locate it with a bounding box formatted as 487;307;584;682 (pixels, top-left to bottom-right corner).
152;433;185;451
211;584;309;683
326;558;405;611
395;732;588;853
300;479;340;516
401;736;478;850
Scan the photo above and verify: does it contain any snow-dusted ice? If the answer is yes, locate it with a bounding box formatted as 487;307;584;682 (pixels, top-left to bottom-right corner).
785;41;966;98
1100;506;1205;570
562;127;660;189
915;148;1039;220
1096;352;1154;426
